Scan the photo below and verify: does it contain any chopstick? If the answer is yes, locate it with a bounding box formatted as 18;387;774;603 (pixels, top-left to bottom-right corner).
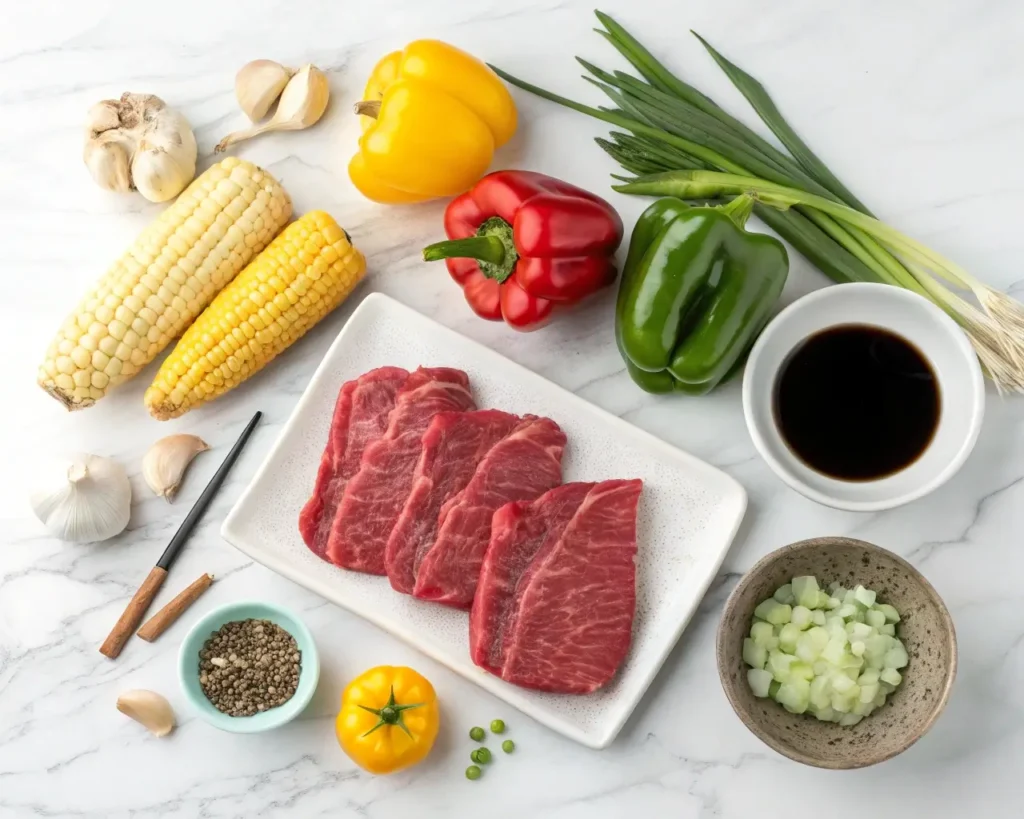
99;411;263;659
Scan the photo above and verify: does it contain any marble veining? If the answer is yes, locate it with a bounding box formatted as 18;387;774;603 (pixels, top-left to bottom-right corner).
2;0;1023;816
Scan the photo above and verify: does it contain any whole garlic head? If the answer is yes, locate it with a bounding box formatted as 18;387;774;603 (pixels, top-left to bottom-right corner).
83;93;198;203
30;454;131;543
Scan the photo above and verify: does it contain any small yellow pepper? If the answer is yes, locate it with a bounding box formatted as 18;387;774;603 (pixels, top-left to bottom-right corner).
349;40;517;204
336;666;440;774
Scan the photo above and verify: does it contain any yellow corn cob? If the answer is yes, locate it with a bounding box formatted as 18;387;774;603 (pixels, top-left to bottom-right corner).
144;211;366;420
38;157;292;410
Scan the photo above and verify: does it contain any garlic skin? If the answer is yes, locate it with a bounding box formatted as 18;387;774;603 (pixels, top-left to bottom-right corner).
143;434;209;501
216;64;330;152
236;60;294;122
84;93;198;203
30;454;131;543
117;690;175;737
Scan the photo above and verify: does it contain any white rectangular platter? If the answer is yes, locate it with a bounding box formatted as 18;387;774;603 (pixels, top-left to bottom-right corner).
222;293;747;748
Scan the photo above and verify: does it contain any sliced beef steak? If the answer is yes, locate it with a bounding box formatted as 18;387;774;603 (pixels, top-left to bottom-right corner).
469;479;643;694
384;409;523;595
298;367;408;558
412;416;566;608
325;367;475;574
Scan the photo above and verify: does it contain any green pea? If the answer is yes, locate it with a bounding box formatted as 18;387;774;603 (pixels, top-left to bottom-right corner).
502;739;515;754
475;746;492;764
470;749;480;763
465;765;482;781
469;726;485;741
490;719;506;734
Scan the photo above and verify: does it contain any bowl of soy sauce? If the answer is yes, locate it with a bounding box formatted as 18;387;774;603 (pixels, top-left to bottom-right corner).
742;283;984;511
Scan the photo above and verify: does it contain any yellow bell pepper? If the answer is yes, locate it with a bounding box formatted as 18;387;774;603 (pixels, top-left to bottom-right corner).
349;40;517;204
336;666;440;774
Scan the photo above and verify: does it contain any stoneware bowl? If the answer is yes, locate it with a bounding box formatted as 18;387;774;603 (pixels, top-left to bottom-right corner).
743;283;984;511
717;537;956;768
178;600;320;733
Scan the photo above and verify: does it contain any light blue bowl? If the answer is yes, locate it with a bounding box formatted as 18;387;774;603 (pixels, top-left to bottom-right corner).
178;600;320;733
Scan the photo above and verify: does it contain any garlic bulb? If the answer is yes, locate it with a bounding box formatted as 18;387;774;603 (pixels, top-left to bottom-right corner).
216;64;329;152
83;93;198;203
143;434;209;501
117;690;175;737
30;454;131;543
236;60;294;122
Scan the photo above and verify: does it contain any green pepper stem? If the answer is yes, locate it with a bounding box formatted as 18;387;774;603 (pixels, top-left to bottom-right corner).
357;686;424;739
423;235;506;265
717;194;755;229
423;216;520;283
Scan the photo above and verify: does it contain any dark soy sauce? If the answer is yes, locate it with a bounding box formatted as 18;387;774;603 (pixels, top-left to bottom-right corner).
773;324;940;481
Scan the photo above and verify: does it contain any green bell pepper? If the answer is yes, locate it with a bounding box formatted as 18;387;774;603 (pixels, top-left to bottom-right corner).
616;195;789;395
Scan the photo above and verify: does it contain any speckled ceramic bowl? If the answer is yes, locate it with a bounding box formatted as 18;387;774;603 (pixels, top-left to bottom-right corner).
717;537;956;768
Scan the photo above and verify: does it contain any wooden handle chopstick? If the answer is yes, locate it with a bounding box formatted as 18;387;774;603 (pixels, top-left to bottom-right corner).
137;573;214;642
99;411;262;659
99;567;168;658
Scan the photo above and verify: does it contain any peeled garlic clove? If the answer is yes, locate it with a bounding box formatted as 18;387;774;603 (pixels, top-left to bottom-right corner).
143;434;209;501
83;93;198;203
216;64;330;152
117;690;175;737
236;59;294;122
274;64;330;129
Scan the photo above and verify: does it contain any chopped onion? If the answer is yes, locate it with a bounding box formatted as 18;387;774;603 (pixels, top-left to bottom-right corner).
744;575;906;725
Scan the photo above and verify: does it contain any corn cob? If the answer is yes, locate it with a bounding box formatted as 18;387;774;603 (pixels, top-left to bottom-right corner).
38;157;292;410
144;211;366;420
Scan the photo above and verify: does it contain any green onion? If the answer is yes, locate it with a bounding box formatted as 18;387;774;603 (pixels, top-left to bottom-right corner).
690;31;873;214
490;11;1024;392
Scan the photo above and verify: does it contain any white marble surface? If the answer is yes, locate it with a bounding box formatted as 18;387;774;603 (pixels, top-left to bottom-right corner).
2;0;1023;816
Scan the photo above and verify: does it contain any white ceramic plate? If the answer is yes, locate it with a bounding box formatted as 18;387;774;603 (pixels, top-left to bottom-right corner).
222;293;747;748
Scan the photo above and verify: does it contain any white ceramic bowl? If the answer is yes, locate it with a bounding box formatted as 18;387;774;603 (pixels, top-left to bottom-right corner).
743;283;984;511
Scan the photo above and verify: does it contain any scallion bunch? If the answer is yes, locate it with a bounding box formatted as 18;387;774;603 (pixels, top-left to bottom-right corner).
492;12;1024;391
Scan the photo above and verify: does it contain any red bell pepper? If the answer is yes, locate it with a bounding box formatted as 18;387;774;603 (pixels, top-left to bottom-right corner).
422;171;623;330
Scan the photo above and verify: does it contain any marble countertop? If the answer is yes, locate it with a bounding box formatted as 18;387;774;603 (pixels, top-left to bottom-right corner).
3;0;1023;816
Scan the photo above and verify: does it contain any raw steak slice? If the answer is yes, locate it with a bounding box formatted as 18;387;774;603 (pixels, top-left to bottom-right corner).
298;367;409;557
325;367;475;574
385;409;523;594
412;417;566;608
469;479;643;694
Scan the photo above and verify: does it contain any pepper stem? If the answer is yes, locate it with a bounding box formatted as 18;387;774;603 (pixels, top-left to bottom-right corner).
422;216;520;283
354;100;381;119
717;193;756;229
423;235;507;266
357;686;424;739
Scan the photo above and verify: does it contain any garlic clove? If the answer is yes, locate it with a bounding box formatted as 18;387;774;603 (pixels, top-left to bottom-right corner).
30;454;132;543
236;59;294;122
143;434;209;501
274;64;330;129
117;689;175;737
216;64;330;152
83;93;198;203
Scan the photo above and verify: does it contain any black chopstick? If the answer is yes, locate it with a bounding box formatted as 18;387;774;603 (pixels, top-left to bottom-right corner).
99;410;263;658
157;410;262;570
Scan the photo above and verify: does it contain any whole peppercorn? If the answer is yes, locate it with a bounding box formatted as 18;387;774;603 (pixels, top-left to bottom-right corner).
198;619;301;717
